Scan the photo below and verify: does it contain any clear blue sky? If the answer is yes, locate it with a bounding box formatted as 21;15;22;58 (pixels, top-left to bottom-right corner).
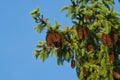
0;0;120;80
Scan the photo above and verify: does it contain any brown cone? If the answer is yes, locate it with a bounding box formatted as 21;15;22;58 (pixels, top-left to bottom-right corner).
46;32;55;47
106;34;113;48
87;43;94;52
109;52;115;64
111;28;118;43
71;59;76;69
46;32;64;48
102;33;107;45
113;70;120;79
77;26;84;40
84;27;89;39
54;32;61;47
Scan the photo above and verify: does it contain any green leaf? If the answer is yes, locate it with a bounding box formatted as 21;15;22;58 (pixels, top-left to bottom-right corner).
66;6;73;17
30;8;40;14
65;52;70;60
71;14;76;20
103;21;111;34
89;67;93;72
96;14;105;20
49;48;56;57
81;48;85;56
34;24;45;33
88;25;94;30
31;14;38;20
36;41;46;48
30;8;40;19
73;43;78;49
40;51;48;62
96;32;102;39
79;41;85;48
46;22;51;29
82;10;93;16
79;68;84;80
103;1;114;10
75;6;79;14
61;6;68;12
34;50;42;59
53;20;61;30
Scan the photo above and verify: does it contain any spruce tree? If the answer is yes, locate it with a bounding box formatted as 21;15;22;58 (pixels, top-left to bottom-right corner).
30;0;120;80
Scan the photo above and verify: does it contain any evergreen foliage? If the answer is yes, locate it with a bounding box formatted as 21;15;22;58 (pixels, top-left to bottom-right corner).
30;0;120;80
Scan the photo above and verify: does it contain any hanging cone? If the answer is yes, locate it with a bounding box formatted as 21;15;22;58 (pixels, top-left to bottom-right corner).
46;32;55;47
46;31;64;48
54;32;61;47
84;27;89;39
109;52;115;64
71;59;76;69
87;43;94;52
77;26;84;40
102;33;113;48
106;34;113;48
101;33;107;45
113;70;120;79
111;28;118;43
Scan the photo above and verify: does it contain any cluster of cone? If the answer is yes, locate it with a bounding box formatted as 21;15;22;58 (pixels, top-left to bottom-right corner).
77;26;94;52
46;31;64;48
77;26;89;40
76;26;94;78
109;51;120;79
102;28;120;79
77;26;120;79
46;31;77;69
102;28;118;48
46;27;120;79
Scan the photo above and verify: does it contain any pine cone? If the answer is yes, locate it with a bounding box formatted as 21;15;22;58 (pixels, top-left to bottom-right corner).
109;52;115;64
102;33;107;45
111;28;118;43
113;70;120;79
46;32;55;47
71;59;76;69
77;26;84;40
87;43;94;52
101;33;113;48
84;27;89;39
46;32;64;48
54;32;61;47
106;34;113;48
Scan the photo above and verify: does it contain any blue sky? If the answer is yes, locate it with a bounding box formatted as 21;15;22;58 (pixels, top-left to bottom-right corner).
0;0;120;80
